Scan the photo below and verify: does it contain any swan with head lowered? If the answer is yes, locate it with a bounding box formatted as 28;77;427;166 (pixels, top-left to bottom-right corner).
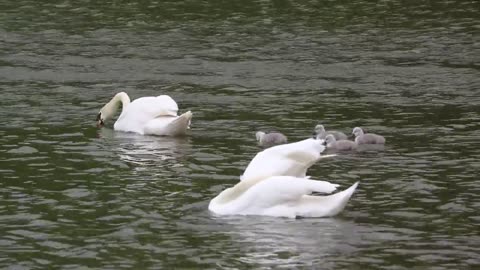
208;137;359;218
96;92;192;136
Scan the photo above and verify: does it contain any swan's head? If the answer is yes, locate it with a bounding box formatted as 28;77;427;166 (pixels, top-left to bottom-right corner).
96;92;128;127
324;134;336;147
256;131;266;142
96;103;116;128
352;127;364;137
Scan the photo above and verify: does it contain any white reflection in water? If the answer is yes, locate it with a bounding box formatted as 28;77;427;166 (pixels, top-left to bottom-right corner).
97;128;192;167
211;216;358;267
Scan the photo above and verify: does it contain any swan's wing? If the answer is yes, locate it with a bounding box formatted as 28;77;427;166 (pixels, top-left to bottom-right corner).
235;176;341;217
294;181;359;217
114;95;180;133
128;95;179;117
241;138;328;182
143;111;192;136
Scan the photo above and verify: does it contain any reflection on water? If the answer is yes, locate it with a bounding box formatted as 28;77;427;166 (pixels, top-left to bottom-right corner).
0;0;479;269
98;128;192;167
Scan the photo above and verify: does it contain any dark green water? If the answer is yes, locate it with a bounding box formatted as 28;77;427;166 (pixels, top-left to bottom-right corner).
1;0;479;269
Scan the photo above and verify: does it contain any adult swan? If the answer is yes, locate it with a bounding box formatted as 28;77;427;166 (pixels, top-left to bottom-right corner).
96;92;193;136
209;138;359;218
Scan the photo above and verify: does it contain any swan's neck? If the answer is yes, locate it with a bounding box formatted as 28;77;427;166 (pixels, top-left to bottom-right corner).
102;92;131;122
113;92;131;109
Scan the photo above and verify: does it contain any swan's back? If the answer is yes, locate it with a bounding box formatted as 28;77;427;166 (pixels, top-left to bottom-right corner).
115;95;179;134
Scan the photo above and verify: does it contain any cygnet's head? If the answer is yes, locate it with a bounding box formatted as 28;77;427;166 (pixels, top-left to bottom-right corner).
256;131;266;142
314;124;325;133
352;127;364;137
324;134;337;146
312;124;326;138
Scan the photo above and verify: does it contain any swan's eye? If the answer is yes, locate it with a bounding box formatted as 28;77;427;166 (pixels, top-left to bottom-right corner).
96;113;102;121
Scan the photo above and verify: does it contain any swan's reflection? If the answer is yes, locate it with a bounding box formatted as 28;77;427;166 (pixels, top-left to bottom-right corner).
98;128;192;167
209;215;358;267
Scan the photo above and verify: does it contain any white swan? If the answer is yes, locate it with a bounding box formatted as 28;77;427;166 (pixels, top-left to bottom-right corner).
209;138;359;218
96;92;192;136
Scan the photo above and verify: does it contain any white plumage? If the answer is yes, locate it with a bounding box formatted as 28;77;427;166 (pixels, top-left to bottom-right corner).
209;138;359;218
97;92;192;136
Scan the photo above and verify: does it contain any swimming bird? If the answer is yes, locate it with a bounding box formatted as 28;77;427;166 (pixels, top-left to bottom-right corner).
313;124;348;140
352;127;386;145
255;131;288;148
324;134;357;151
209;137;359;218
96;92;192;136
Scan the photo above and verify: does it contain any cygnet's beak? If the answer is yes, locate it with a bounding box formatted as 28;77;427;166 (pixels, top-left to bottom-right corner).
312;131;317;139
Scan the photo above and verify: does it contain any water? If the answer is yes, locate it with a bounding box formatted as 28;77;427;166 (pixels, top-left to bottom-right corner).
1;0;479;269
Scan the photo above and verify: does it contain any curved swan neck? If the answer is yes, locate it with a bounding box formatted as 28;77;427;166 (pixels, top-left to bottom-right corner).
113;92;131;107
100;92;131;123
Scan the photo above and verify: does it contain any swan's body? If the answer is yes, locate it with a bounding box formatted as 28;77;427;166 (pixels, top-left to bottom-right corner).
255;131;288;148
352;127;385;145
325;134;357;151
209;176;358;218
314;124;348;140
97;92;192;136
209;138;359;218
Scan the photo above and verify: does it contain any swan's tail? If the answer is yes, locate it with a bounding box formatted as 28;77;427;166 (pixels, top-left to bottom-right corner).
166;111;193;136
296;181;359;217
144;111;192;136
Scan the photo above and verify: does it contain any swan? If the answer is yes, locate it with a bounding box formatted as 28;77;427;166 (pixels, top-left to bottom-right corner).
324;134;357;151
255;131;288;148
96;92;192;136
352;127;385;145
209;176;359;218
209;138;359;218
313;124;348;140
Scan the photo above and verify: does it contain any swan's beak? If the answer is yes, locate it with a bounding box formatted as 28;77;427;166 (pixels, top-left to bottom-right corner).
96;113;104;128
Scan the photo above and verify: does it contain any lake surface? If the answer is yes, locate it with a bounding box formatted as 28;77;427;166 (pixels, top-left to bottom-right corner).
1;0;479;269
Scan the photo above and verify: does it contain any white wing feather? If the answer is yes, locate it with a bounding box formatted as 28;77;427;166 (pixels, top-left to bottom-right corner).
241;138;331;182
